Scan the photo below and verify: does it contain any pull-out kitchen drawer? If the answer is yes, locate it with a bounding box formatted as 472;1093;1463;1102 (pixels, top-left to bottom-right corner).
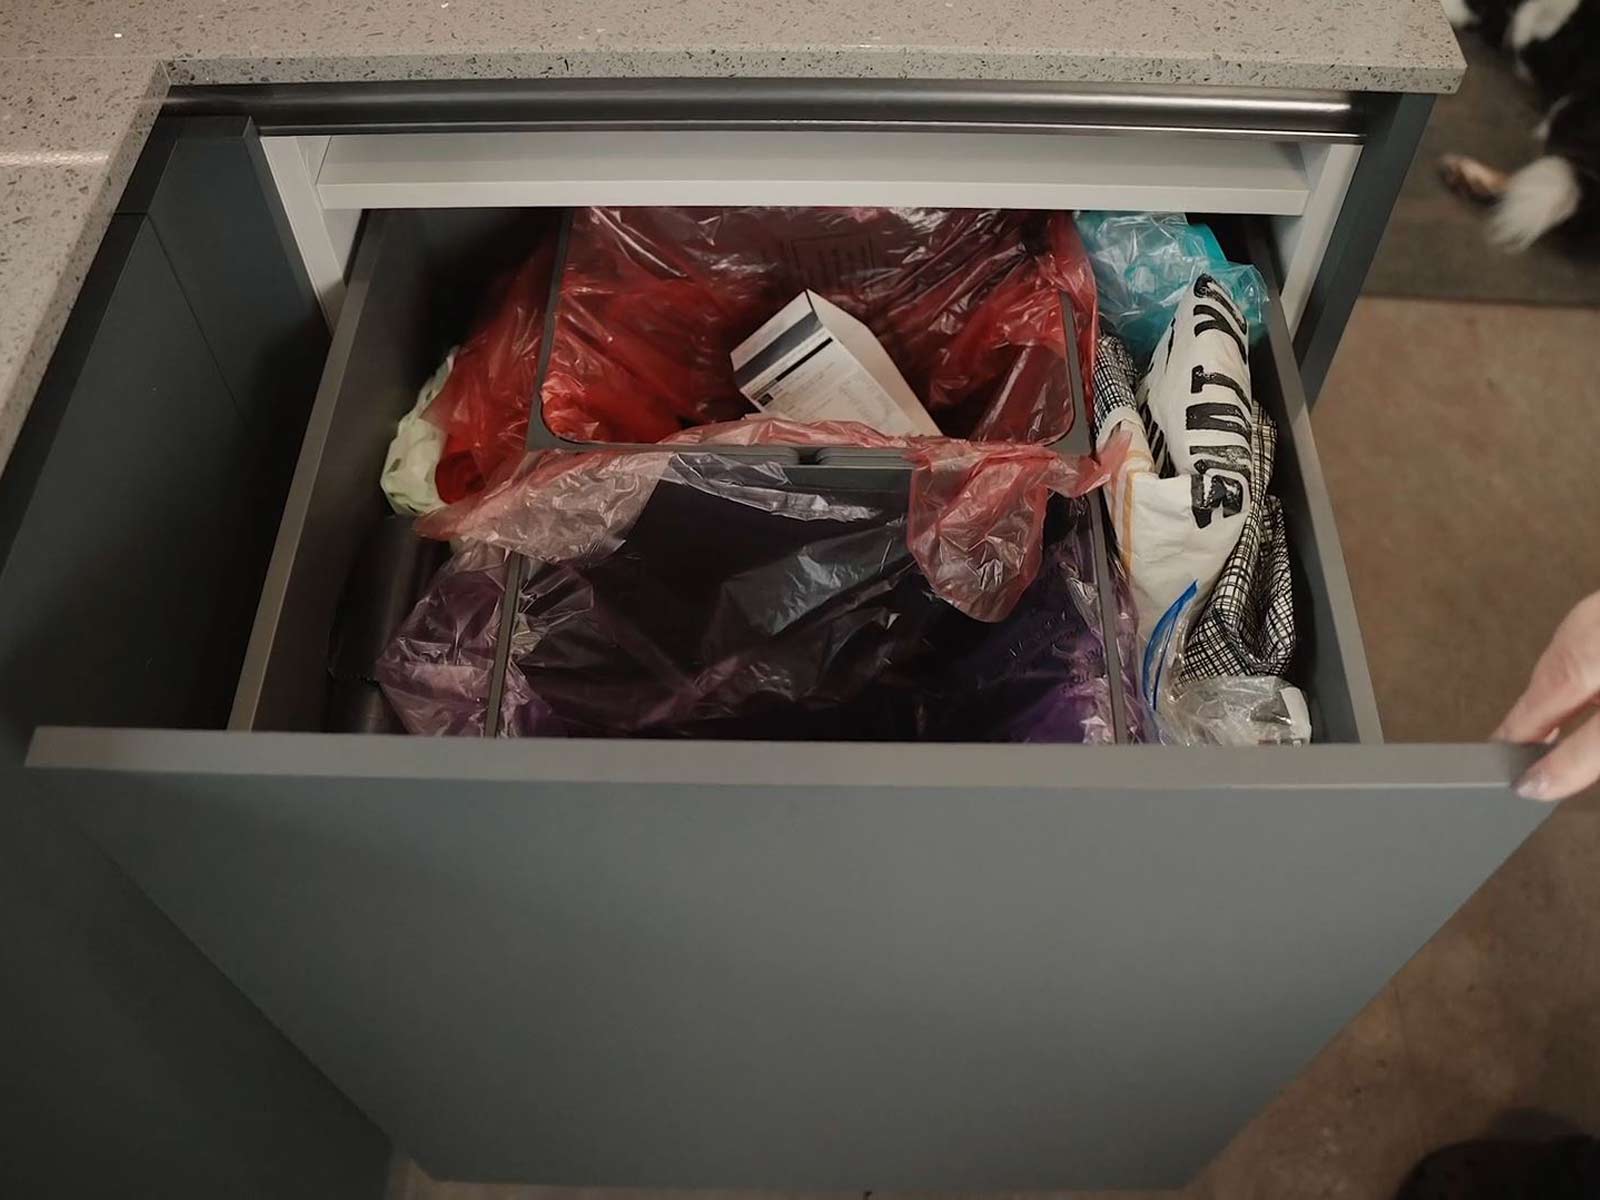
17;194;1549;1190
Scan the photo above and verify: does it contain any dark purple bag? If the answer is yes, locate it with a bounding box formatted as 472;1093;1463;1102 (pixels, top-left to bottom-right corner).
377;466;1134;743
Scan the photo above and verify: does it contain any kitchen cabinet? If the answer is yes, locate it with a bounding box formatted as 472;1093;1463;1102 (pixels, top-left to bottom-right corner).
2;77;1547;1193
0;132;383;1198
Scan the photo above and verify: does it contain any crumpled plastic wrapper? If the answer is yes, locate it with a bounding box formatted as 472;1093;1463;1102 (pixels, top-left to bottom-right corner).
416;416;1129;624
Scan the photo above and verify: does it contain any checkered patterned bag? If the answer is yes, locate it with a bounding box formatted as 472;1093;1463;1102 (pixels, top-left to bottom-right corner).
1177;395;1296;680
1090;332;1295;682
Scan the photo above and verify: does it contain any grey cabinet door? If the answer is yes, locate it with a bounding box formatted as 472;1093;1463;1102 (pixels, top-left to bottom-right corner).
27;732;1551;1191
0;217;245;739
0;216;386;1198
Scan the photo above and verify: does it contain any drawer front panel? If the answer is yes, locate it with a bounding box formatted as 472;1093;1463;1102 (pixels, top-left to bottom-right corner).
27;733;1549;1188
17;201;1542;1189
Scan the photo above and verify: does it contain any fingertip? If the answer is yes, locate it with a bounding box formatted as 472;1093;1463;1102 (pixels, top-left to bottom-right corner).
1516;771;1557;802
1493;695;1534;743
1493;712;1562;746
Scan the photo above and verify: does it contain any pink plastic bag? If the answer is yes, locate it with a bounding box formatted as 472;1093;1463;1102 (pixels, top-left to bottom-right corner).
418;417;1129;624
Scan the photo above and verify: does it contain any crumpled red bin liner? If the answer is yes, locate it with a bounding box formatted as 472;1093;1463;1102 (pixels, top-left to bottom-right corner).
422;207;1099;500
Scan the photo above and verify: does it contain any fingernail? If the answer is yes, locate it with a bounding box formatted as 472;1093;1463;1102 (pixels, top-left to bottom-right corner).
1518;771;1553;802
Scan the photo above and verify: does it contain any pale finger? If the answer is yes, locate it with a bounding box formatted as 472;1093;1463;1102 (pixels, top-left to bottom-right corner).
1518;707;1600;802
1495;593;1600;743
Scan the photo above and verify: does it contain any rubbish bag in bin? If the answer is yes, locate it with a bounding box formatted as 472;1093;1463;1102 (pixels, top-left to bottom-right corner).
413;416;1129;624
377;482;1127;743
421;207;1101;493
377;418;1132;739
422;236;559;501
371;542;511;737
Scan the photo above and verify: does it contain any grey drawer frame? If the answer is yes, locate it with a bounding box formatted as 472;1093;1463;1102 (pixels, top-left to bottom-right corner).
226;207;1382;745
24;205;1551;1190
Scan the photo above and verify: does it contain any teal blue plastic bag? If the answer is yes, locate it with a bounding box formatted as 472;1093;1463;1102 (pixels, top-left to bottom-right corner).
1076;212;1266;368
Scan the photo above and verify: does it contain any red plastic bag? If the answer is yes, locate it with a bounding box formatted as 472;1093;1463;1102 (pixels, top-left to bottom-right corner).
418;417;1129;624
423;237;557;502
424;208;1100;494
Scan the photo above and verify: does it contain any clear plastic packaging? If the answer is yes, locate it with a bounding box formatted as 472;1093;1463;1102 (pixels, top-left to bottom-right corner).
1076;212;1267;368
380;351;456;517
1089;312;1305;747
1161;676;1312;746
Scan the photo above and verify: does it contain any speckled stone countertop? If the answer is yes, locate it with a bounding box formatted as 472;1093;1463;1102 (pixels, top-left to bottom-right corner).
0;0;1464;473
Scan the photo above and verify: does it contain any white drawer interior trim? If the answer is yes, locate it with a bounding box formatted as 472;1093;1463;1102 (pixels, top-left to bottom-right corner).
260;134;360;328
1271;142;1362;331
311;130;1314;215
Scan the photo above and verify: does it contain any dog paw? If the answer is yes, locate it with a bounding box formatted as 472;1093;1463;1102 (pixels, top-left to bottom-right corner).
1439;153;1510;203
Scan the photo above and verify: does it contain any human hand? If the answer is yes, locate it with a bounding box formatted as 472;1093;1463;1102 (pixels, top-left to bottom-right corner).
1495;591;1600;802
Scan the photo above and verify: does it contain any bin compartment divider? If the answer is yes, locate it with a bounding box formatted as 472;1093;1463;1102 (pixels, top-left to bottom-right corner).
1059;301;1129;745
483;210;574;737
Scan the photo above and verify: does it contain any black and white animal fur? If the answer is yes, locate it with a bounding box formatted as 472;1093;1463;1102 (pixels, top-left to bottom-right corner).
1439;0;1600;250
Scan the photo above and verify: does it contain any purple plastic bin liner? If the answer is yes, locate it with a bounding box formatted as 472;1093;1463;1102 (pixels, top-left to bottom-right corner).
377;479;1135;743
372;543;509;737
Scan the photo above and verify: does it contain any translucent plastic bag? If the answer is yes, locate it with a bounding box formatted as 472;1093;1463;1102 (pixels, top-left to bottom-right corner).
1128;584;1310;747
1089;312;1302;747
423;237;558;502
379;487;1126;742
1162;677;1311;746
421;208;1100;494
416;416;1129;624
380;351;456;516
1075;212;1266;368
371;543;511;737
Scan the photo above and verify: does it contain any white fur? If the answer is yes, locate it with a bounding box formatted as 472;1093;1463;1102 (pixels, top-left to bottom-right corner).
1490;156;1582;250
1534;94;1573;143
1439;0;1477;27
1509;0;1583;51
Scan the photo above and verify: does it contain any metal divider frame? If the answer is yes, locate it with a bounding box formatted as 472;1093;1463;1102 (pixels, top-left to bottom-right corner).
482;206;1129;743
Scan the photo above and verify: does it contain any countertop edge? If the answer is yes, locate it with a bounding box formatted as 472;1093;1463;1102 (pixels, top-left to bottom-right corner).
0;57;170;478
167;46;1466;96
0;42;1462;479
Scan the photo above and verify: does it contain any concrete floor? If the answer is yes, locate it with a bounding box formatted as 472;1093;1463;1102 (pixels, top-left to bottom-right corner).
392;296;1600;1200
